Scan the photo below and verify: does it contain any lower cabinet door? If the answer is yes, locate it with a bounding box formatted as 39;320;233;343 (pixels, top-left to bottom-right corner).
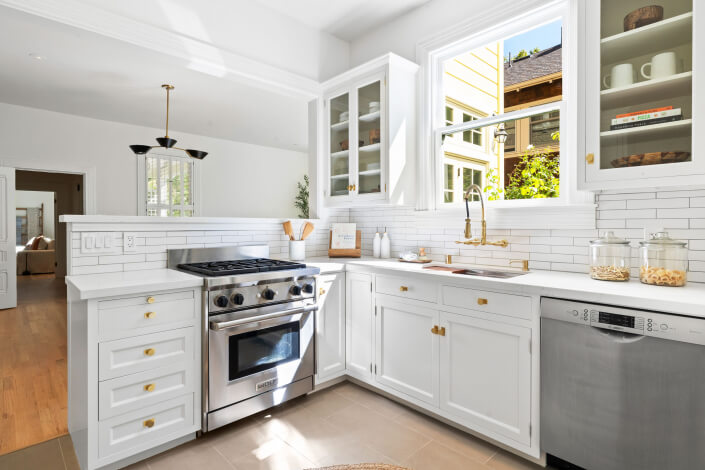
316;273;346;382
98;394;194;459
346;272;374;381
375;297;439;406
439;311;531;446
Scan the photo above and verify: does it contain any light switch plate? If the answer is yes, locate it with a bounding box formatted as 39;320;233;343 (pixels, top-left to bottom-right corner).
80;232;120;255
123;233;137;253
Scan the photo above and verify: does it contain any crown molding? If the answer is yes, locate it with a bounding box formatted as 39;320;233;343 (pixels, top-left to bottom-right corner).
0;0;321;99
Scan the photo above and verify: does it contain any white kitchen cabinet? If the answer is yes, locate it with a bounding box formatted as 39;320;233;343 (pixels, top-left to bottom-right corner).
345;271;374;381
439;310;532;446
375;296;439;406
315;273;346;383
321;53;418;207
579;0;703;189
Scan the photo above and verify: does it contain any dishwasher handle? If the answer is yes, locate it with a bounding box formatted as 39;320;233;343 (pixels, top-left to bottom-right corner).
591;325;646;344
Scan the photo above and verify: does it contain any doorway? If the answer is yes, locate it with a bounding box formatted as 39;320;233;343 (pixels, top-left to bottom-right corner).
0;170;84;455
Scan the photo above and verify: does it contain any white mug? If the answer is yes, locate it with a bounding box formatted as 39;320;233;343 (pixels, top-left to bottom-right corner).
641;52;677;80
603;63;634;89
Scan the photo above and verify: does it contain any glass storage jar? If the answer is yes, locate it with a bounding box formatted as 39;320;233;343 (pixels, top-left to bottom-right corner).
639;232;688;287
589;231;631;281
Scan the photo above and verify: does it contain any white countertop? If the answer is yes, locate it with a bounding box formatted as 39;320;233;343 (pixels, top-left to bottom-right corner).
66;269;203;300
307;257;705;318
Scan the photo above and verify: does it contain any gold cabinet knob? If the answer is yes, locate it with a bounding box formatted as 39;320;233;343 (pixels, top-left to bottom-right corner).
439;327;446;337
352;184;356;191
431;325;439;335
586;153;595;164
477;298;488;305
144;348;155;356
143;418;155;428
347;184;353;191
144;311;155;319
146;296;155;304
319;288;326;296
144;383;155;392
399;286;409;292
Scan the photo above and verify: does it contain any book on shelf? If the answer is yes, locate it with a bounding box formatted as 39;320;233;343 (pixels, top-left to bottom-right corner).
615;106;673;119
610;115;683;130
611;108;681;125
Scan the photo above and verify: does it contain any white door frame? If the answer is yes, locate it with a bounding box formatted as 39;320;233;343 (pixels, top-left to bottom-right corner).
0;167;16;309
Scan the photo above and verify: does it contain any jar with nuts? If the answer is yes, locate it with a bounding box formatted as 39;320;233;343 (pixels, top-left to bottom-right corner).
589;231;632;281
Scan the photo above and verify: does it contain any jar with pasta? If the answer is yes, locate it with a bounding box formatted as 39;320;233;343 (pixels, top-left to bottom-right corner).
589;231;631;281
639;232;688;287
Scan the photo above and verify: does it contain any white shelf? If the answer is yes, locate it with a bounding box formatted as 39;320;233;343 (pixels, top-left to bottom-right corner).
331;120;349;130
600;119;692;143
330;173;349;180
601;72;692;109
359;143;381;153
330;149;349;159
359;169;381;176
601;12;693;65
359;111;381;122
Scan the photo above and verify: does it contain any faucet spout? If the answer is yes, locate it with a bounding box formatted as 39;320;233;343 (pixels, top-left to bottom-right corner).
464;184;485;240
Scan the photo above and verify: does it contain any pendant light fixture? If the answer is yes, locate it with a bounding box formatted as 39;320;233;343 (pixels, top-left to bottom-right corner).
129;84;208;160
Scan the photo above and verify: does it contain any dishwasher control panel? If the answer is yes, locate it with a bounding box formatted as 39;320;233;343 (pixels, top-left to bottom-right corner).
541;297;705;346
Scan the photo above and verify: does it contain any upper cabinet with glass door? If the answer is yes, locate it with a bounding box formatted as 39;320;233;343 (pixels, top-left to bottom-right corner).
581;0;703;189
321;54;419;207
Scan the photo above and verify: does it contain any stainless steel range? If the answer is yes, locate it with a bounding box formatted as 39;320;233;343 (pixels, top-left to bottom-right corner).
168;245;319;432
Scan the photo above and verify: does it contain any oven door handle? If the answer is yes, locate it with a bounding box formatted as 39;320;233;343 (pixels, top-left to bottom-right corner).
209;305;318;331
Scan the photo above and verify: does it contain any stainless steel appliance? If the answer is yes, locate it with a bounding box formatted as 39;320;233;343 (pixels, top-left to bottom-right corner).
541;297;705;470
168;245;320;432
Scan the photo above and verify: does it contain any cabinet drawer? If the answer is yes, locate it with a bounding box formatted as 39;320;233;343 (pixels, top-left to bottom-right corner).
98;295;196;341
98;290;194;311
99;362;194;420
442;285;531;320
98;394;194;459
376;274;437;303
99;328;193;381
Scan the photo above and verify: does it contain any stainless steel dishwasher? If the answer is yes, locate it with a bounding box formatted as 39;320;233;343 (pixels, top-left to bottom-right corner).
541;297;705;470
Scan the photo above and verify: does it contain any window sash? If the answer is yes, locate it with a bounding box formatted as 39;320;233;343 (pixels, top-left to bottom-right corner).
145;154;196;217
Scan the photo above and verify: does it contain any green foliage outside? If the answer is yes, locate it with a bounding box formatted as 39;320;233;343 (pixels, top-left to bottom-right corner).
504;47;540;62
504;131;560;199
484;167;503;201
294;175;310;219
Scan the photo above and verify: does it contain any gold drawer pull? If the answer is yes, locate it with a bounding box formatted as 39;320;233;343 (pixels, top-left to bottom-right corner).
144;311;155;319
146;296;155;304
319;288;326;296
431;325;439;335
143;418;155;428
477;298;488;305
399;286;409;292
439;327;446;337
144;348;155;356
586;153;595;164
144;383;155;392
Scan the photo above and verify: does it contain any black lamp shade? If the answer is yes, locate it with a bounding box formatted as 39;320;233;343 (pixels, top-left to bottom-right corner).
185;149;208;160
129;144;152;155
156;137;177;148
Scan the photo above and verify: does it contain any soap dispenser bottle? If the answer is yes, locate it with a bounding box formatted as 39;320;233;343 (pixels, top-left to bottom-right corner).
373;231;381;258
381;228;391;259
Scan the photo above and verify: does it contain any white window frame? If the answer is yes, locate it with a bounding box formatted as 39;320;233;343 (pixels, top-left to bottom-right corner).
415;0;595;229
136;149;201;217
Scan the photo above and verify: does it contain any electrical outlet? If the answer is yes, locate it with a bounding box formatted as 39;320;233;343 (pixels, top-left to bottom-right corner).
124;232;137;253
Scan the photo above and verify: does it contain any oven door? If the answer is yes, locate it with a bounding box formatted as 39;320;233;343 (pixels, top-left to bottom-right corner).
208;304;315;412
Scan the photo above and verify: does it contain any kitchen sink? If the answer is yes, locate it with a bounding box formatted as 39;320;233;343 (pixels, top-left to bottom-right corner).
453;268;529;279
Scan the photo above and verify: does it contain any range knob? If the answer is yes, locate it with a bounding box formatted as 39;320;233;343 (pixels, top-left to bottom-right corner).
214;295;229;308
302;283;314;294
289;285;302;296
261;288;276;301
231;293;245;305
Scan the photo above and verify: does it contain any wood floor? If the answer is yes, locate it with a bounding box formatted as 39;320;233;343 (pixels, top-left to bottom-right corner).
0;274;68;456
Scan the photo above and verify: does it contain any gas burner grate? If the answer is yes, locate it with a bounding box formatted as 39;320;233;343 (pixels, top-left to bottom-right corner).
178;258;306;276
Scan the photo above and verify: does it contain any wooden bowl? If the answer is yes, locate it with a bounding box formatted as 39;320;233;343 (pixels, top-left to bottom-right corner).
624;5;664;31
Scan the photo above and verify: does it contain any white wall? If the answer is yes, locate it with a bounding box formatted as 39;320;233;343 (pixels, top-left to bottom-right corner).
0;102;307;218
349;0;549;65
16;190;54;239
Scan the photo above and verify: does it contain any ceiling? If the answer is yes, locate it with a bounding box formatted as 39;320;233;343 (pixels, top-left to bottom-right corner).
0;6;308;151
254;0;431;41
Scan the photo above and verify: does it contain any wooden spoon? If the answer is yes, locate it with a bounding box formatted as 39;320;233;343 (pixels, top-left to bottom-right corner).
282;221;294;241
301;222;315;240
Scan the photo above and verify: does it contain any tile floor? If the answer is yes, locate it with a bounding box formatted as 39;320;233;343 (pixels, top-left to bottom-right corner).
0;382;553;470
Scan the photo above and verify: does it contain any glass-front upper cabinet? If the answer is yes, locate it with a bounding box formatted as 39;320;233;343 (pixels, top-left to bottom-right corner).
321;54;418;208
581;0;703;189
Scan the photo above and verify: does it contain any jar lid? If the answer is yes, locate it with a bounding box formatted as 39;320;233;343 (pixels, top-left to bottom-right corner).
590;231;630;246
638;231;687;247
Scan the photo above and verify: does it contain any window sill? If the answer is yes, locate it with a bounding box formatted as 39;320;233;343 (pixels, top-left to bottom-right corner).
415;201;597;230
